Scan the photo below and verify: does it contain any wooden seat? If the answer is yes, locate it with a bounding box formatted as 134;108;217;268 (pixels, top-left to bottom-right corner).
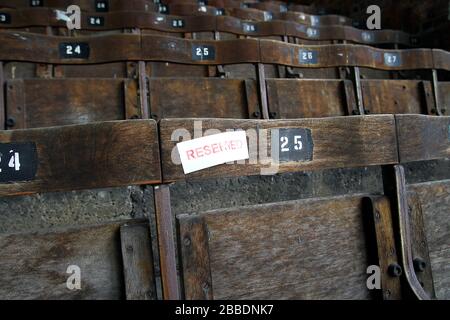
0;220;157;300
176;194;394;299
0;120;161;196
160;116;398;182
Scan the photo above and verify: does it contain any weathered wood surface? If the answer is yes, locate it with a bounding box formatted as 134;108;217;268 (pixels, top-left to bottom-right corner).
361;80;430;115
154;185;180;300
406;192;436;298
396;115;450;163
433;49;450;71
160;116;398;182
178;195;373;299
276;11;352;26
6;79;128;129
408;180;450;300
148;78;259;119
0;8;415;46
120;223;157;300
177;215;213;300
365;196;402;300
260;41;434;70
0;120;161;196
0;222;127;299
266;79;354;118
0;32;440;70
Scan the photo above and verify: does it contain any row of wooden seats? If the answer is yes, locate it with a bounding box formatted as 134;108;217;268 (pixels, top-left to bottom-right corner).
0;0;350;25
0;115;448;195
0;32;448;128
1;139;448;300
0;8;417;48
0;2;448;301
3;168;446;300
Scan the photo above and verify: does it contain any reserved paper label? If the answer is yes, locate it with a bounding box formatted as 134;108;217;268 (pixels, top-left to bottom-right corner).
177;131;249;174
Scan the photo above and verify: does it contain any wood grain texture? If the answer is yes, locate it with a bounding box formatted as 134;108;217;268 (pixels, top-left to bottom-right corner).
408;180;450;300
396;115;450;163
0;32;141;64
406;192;436;298
0;31;437;69
266;79;351;118
160;116;398;182
178;195;372;299
0;221;128;300
120;223;156;300
433;49;450;71
361;80;429;115
149;78;255;119
260;41;434;70
154;185;180;300
0;8;415;46
6;79;127;129
177;215;213;300
0;120;161;196
366;196;402;300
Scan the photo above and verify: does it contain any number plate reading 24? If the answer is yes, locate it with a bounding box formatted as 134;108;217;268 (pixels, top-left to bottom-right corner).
59;43;90;59
0;143;38;183
272;128;313;163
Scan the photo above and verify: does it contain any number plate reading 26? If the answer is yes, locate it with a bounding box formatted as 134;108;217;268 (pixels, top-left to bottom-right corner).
192;45;215;61
272;128;313;163
59;43;90;59
0;143;38;183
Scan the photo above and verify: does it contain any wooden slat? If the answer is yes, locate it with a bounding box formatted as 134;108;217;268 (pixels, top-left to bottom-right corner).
0;120;161;196
266;79;350;118
120;223;157;300
6;79;126;129
396;115;450;163
408;180;450;300
178;195;372;299
160;116;398;182
177;215;213;300
149;78;255;119
0;221;128;300
361;80;429;115
154;185;180;300
365;196;402;300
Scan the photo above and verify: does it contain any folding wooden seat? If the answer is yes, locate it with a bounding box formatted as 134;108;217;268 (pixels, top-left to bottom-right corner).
151;116;409;300
0;120;161;196
0;220;158;299
258;40;441;118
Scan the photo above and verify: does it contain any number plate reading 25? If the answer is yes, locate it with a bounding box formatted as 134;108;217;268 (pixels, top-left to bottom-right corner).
59;43;90;59
192;45;215;61
272;128;313;163
0;143;38;183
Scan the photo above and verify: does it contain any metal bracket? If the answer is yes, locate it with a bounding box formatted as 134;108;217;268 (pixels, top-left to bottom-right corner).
392;165;433;300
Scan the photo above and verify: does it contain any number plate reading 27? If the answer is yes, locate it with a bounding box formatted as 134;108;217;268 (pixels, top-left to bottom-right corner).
272;128;313;163
0;143;38;183
192;45;215;61
59;43;90;59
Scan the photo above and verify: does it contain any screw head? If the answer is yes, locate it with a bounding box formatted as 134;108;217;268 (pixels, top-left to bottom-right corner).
413;258;427;272
183;237;191;246
388;263;403;277
6;117;15;127
252;111;261;118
